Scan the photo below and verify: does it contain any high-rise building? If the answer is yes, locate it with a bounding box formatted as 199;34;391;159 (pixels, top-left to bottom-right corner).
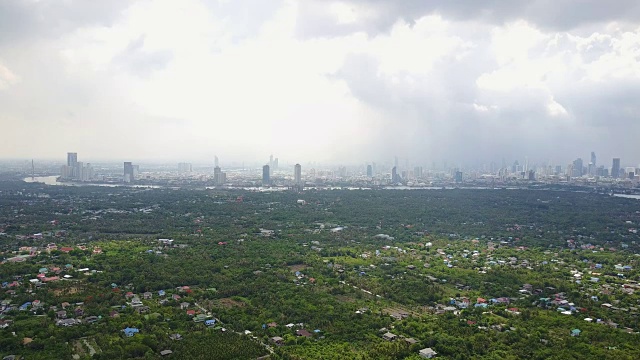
262;165;270;186
455;171;463;183
572;158;584;177
414;166;423;179
124;162;135;183
591;152;597;167
555;165;562;175
67;153;78;167
213;166;226;185
178;163;192;173
214;156;219;168
612;158;621;178
61;152;92;181
366;165;373;177
294;164;302;185
391;166;398;183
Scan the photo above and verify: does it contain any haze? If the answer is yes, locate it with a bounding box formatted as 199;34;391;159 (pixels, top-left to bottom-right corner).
1;0;640;166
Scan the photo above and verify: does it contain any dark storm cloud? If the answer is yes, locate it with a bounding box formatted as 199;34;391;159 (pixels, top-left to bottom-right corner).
296;0;640;38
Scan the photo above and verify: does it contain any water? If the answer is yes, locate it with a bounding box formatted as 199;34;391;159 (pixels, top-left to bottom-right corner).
24;176;60;185
23;176;159;188
613;194;640;200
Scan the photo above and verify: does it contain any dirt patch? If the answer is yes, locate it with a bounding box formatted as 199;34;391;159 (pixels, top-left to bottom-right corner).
52;287;80;296
72;340;86;357
335;295;356;303
288;264;308;272
215;298;246;309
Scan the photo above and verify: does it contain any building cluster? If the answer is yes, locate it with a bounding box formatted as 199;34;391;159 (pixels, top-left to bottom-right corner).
57;150;640;189
123;161;139;183
60;152;93;182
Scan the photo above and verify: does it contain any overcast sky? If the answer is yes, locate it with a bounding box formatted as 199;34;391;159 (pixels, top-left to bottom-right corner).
1;0;639;167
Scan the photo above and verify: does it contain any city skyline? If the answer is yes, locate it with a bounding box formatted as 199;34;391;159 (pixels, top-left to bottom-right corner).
2;1;640;164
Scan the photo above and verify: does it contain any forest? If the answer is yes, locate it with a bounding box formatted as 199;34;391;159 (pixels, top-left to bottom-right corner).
1;181;640;359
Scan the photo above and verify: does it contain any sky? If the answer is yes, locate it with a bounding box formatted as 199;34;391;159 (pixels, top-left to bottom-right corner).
1;0;640;167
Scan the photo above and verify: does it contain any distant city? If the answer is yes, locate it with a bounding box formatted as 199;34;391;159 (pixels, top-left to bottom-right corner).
2;151;639;192
6;151;623;190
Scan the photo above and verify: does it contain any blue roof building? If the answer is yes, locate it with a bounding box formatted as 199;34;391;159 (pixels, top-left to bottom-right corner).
123;327;139;337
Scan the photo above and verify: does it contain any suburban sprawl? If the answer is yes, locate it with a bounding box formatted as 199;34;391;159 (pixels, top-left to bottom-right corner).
1;181;640;359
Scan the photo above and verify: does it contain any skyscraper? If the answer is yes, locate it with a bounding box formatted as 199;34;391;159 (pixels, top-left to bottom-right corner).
572;158;584;177
178;163;192;173
124;162;135;183
591;152;596;167
366;165;373;177
61;152;92;181
294;164;302;185
391;166;398;183
455;171;463;183
262;165;270;186
213;166;226;185
612;158;621;178
214;155;219;168
67;153;78;167
414;166;423;179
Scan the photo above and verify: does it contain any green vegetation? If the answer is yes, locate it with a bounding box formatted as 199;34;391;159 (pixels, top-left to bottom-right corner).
1;181;640;359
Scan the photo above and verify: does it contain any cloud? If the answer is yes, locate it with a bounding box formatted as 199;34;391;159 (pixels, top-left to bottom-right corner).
295;0;640;39
1;0;640;167
0;62;19;90
112;35;173;77
0;0;133;46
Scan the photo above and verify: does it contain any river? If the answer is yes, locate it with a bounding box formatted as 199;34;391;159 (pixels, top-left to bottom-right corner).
23;176;159;188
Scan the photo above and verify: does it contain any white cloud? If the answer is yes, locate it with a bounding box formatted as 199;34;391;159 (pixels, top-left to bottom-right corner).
0;61;19;90
2;0;640;165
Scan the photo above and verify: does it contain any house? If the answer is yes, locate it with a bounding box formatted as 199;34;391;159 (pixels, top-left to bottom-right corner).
506;308;521;315
419;348;438;358
57;319;79;327
56;310;67;319
85;316;99;324
270;336;285;345
205;319;216;326
0;320;13;329
143;292;153;299
172;294;181;301
382;332;398;341
110;310;120;318
180;302;190;310
186;310;196;316
169;334;183;341
123;327;139;337
571;329;581;337
158;290;166;297
160;350;173;356
296;329;313;337
193;314;207;322
135;306;150;314
267;322;278;328
75;308;84;316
